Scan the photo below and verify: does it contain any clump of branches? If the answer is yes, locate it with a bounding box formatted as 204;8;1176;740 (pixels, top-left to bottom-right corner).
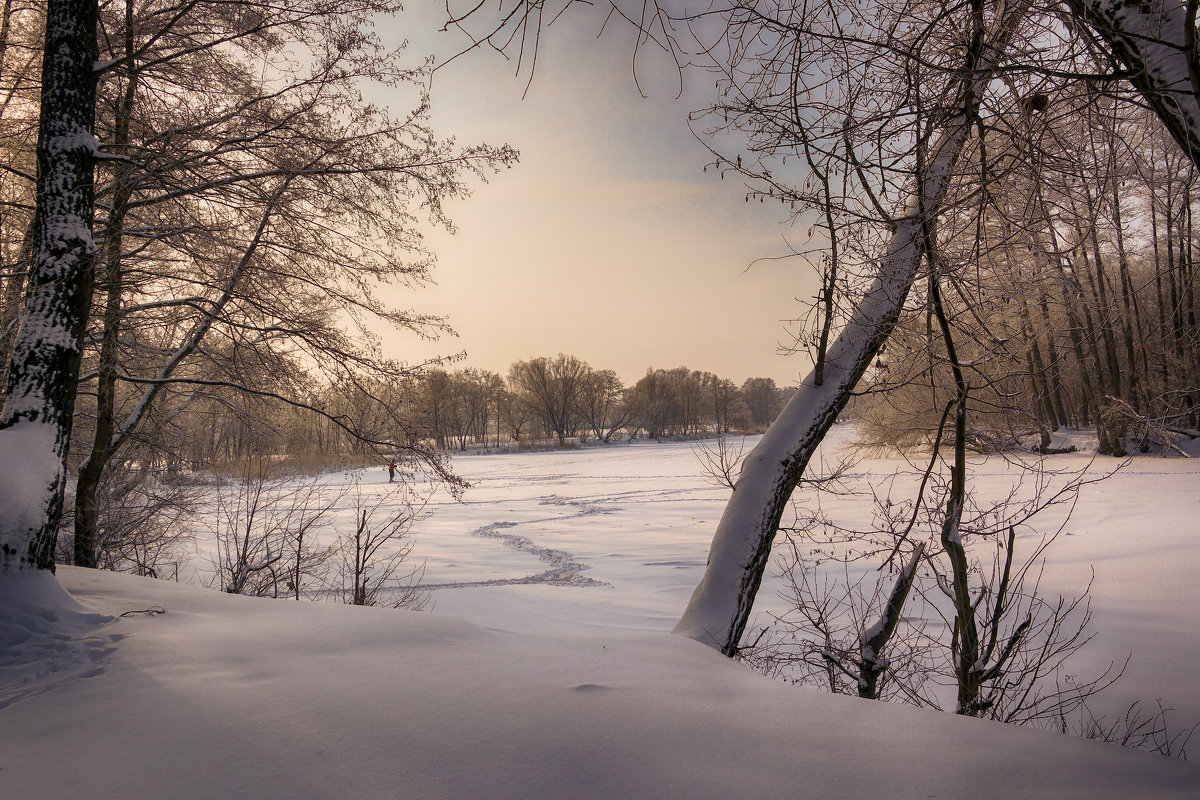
741;538;941;707
203;459;431;609
333;480;430;610
59;459;202;580
692;435;749;490
1070;699;1197;760
740;239;1162;750
207;459;341;598
742;424;1130;736
1101;396;1198;458
694;433;856;497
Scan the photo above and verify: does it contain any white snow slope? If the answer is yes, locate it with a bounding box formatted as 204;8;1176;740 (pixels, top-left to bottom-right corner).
3;568;1197;799
2;430;1198;799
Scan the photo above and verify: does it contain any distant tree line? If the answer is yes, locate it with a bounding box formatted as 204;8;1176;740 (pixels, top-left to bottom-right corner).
174;354;793;461
415;356;790;450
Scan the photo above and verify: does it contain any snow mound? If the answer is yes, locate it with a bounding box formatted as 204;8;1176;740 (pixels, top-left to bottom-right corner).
0;568;1195;800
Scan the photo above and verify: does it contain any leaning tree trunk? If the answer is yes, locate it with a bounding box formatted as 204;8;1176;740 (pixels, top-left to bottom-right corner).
0;0;98;573
673;1;1026;654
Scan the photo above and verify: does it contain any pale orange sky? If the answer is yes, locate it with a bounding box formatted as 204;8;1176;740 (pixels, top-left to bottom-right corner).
376;6;820;386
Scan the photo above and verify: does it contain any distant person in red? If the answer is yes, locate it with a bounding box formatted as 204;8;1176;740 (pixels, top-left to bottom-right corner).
388;459;397;483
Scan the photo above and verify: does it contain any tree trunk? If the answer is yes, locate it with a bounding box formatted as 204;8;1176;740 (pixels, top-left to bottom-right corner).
1111;175;1145;413
0;0;98;573
673;0;1025;653
1019;297;1058;430
858;543;924;699
0;0;32;386
74;3;139;567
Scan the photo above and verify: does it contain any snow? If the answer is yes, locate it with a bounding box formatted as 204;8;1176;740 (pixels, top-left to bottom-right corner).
411;442;725;633
0;569;113;710
3;568;1196;799
0;421;60;550
1;431;1199;797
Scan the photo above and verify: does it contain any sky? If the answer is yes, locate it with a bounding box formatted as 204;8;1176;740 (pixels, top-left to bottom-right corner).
373;5;822;387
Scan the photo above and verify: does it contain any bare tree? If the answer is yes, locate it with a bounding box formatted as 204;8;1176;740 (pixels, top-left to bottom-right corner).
693;434;748;491
508;353;590;446
77;462;201;580
577;368;633;443
673;0;1032;654
209;461;339;598
62;0;513;566
738;378;780;431
0;2;43;382
497;384;535;445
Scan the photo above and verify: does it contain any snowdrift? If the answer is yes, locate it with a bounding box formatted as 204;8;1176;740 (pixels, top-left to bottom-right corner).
2;567;1196;799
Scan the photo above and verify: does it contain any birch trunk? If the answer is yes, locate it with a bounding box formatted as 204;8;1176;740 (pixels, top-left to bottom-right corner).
0;0;98;573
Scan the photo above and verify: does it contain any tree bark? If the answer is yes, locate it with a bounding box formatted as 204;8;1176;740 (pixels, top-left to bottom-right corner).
74;0;138;568
0;0;98;573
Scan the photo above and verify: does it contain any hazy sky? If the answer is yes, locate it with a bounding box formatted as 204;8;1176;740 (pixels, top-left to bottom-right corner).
376;6;820;386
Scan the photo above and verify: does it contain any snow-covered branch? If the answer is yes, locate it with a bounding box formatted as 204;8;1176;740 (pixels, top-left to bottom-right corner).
1070;0;1200;164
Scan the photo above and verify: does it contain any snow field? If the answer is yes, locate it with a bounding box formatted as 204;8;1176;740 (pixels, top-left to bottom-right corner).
3;426;1198;799
176;426;1200;727
3;565;1197;799
407;428;1200;727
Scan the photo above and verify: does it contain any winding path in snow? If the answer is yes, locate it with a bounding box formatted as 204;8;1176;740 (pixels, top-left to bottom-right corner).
419;496;611;590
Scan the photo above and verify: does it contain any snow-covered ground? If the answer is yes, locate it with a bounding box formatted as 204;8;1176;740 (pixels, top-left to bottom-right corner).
413;438;732;636
412;428;1200;726
2;426;1199;798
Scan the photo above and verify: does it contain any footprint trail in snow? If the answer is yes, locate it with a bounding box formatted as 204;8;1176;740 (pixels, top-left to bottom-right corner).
420;497;611;590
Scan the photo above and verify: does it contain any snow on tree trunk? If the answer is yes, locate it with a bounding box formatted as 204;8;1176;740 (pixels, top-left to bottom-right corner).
857;542;925;699
0;0;98;573
1069;0;1200;167
671;197;944;653
673;5;1026;655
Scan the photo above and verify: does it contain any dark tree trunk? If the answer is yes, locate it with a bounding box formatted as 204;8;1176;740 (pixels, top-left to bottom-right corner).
1111;177;1144;413
1019;298;1058;430
75;7;139;567
0;0;30;385
0;0;98;573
